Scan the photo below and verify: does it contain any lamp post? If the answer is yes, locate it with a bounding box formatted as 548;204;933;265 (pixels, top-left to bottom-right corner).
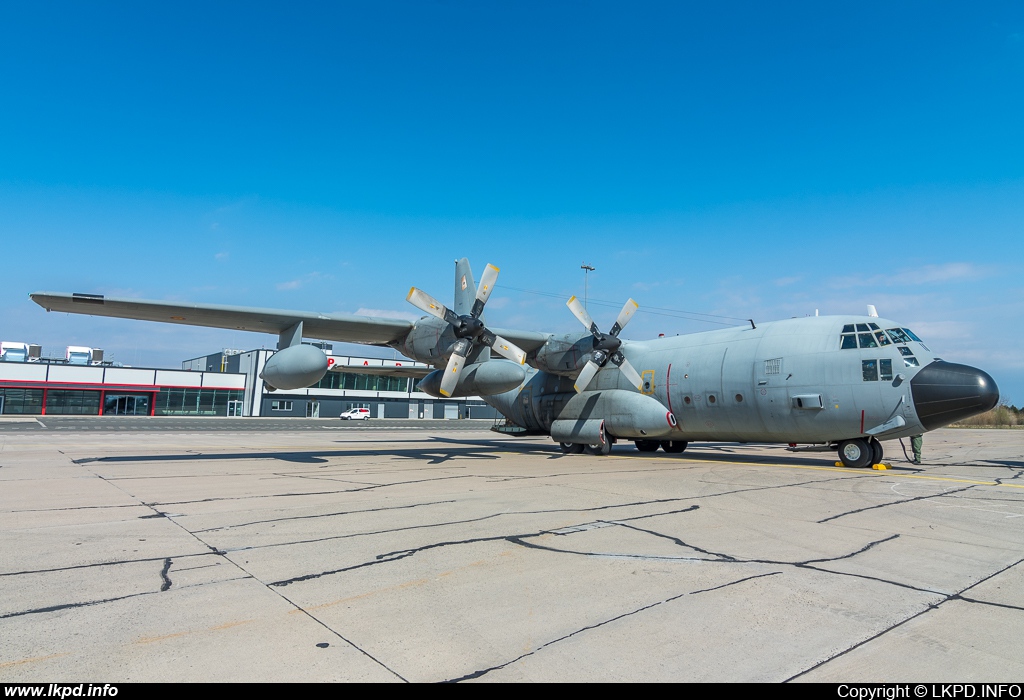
581;263;595;309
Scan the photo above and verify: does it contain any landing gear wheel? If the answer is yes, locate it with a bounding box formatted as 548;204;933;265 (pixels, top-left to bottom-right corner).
560;442;584;454
586;440;612;456
838;438;873;468
870;438;884;466
661;440;688;454
635;440;660;452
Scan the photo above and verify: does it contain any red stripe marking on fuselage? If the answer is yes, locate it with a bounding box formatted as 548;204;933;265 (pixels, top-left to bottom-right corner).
666;363;673;414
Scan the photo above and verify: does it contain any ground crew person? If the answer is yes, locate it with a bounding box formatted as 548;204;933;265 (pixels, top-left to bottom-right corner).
911;434;923;464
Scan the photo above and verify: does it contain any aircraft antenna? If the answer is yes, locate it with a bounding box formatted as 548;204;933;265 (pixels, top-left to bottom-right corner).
581;263;595;310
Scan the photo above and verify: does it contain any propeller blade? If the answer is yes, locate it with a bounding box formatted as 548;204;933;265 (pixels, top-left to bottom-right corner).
566;296;599;336
611;352;643;390
407;288;457;325
573;360;601;393
439;338;472;397
610;298;639;336
475;264;499;307
487;334;526;365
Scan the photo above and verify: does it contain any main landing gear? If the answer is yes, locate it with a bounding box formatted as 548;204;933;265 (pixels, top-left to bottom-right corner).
837;437;883;468
559;437;689;457
559;441;613;455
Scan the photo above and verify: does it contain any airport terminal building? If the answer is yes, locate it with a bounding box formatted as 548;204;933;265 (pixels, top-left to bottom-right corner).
0;343;497;419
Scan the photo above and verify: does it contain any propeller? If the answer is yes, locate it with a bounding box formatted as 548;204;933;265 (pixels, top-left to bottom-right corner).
566;296;643;393
407;263;526;397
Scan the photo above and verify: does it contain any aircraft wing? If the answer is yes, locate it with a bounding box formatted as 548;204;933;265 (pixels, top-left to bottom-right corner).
486;327;551;354
29;292;414;346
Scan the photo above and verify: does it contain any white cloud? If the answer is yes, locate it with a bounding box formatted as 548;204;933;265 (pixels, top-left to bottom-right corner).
275;271;330;291
831;263;987;290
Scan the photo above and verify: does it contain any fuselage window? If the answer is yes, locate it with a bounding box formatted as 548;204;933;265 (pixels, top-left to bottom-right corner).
880;359;893;381
862;360;879;382
862;358;898;381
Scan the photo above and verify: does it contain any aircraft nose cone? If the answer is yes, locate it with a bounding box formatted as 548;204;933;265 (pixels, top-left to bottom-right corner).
910;361;1000;431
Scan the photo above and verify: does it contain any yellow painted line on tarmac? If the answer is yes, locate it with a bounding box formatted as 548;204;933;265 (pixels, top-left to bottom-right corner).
28;437;1024;490
606;452;1023;488
0;652;70;668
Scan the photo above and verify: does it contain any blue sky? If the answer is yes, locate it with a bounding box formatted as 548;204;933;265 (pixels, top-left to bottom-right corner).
2;2;1023;401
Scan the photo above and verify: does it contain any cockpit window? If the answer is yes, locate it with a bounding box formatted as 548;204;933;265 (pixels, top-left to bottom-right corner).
856;323;870;332
858;333;878;348
842;324;855;333
868;322;880;330
874;331;890;346
902;328;922;342
886;328;912;344
840;334;857;349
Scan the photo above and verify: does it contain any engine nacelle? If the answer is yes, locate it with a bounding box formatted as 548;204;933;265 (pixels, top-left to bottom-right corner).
554;389;677;442
530;333;593;375
260;344;329;390
419;360;526;398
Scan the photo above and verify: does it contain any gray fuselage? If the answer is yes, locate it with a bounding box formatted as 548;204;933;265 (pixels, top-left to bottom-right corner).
481;315;991;445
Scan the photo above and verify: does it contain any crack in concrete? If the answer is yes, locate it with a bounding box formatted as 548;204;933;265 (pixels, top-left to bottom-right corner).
215;503;704;553
444;571;783;682
193;499;458;532
269;507;894;592
953;595;1024;612
159;558;172;592
229;513;509;553
0;591;157;620
817;485;976;523
142;474;474;506
0;576;254;620
33;449;412;682
0;553;214;578
784;556;1024;681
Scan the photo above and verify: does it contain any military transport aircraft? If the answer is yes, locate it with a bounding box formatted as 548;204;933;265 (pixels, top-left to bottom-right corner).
30;258;999;467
